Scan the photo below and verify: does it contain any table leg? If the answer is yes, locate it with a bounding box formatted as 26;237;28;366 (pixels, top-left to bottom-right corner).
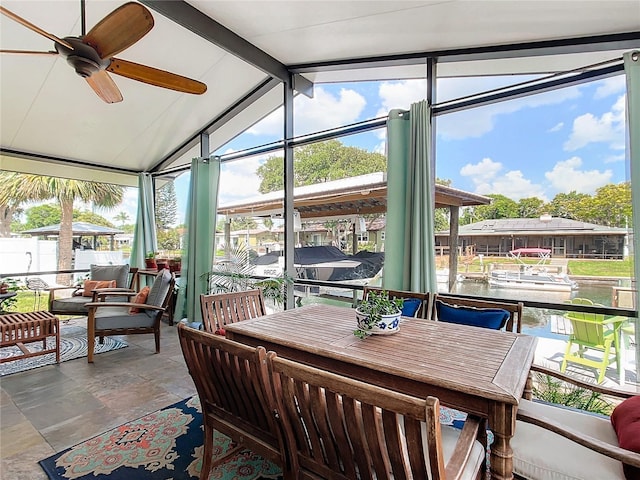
489;402;517;480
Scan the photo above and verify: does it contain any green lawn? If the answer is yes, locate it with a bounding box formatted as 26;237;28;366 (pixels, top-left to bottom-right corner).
567;258;633;277
1;290;51;314
452;256;634;277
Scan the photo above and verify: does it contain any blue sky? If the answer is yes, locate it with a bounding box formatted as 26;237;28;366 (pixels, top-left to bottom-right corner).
111;73;628;225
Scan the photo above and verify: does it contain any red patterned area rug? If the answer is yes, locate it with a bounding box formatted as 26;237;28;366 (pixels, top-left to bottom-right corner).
39;396;283;480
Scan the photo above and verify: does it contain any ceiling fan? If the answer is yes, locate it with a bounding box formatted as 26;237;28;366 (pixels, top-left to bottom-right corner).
0;1;207;103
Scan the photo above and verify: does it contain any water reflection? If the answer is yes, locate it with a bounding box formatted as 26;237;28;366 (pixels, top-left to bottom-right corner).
450;280;622;337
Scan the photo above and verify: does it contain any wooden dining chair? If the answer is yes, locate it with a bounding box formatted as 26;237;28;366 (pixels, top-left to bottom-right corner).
199;289;267;333
433;293;524;333
512;364;640;480
177;324;285;480
266;351;486;480
362;286;432;319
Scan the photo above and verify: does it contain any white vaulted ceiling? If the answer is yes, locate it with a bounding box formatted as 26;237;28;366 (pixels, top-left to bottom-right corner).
1;0;638;184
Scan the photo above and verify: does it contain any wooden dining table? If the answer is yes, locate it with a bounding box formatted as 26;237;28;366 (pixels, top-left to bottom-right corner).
225;303;537;480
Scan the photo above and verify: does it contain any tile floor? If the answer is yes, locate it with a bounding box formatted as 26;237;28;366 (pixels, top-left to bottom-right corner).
1;316;638;480
0;319;196;480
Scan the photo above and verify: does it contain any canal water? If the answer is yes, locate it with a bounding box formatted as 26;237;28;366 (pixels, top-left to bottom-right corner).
450;279;632;339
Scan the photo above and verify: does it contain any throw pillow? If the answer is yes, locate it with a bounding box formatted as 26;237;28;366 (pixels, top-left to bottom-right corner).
130;286;151;314
401;298;422;317
90;264;129;288
611;395;640;480
82;279;116;297
435;301;510;330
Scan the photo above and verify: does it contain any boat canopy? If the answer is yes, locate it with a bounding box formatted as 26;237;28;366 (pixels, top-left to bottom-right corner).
509;248;551;256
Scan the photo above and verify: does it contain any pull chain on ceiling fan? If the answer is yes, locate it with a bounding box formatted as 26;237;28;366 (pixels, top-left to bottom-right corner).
0;1;207;103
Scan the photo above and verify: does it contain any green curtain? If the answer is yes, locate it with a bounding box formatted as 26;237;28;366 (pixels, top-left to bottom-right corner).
624;50;640;369
383;100;438;293
176;156;220;323
129;173;157;270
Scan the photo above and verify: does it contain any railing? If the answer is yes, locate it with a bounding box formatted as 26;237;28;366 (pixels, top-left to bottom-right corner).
1;269;90;279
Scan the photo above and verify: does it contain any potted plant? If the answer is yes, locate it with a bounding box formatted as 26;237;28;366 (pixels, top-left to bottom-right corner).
354;290;404;339
168;257;182;273
145;252;158;269
156;257;168;270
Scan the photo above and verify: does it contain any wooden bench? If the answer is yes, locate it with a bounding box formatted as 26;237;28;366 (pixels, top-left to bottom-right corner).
0;311;60;364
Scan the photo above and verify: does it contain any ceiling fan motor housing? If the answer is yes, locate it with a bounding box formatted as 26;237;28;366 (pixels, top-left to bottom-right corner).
55;37;109;78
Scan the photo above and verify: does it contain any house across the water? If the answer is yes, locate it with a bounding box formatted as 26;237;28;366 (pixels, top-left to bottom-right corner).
436;216;630;259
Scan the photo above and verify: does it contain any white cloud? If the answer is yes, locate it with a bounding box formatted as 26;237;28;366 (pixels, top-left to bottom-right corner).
604;152;626;164
103;187;138;225
545;156;612;194
375;78;581;140
563;95;626;151
548;122;564;132
460;157;502;183
373;140;385;155
247;87;366;137
459;157;547;201
376;80;428;117
219;155;268;205
488;171;547;201
594;75;626;99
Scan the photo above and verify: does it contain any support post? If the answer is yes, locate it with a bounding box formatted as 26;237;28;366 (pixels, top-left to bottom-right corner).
449;205;460;291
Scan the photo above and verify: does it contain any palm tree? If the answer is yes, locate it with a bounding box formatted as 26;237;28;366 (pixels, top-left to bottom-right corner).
114;211;130;228
0;172;124;284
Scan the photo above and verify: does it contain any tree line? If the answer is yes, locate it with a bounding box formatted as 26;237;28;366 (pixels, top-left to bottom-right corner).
460;184;631;228
256;140;632;230
0;172;181;283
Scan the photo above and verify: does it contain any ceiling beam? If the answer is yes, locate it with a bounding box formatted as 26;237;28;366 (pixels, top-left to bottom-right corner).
140;0;290;83
288;31;640;74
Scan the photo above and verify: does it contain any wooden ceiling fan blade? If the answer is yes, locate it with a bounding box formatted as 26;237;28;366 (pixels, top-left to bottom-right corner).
107;58;207;95
84;2;153;59
0;49;58;55
0;6;73;50
86;71;123;104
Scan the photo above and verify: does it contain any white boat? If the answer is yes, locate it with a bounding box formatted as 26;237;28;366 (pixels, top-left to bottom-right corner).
488;248;578;292
436;269;464;291
252;246;384;282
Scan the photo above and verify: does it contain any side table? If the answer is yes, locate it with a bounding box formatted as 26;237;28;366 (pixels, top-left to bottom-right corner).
0;311;60;364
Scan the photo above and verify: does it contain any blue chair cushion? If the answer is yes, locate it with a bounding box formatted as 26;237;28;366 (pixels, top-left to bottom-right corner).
436;301;510;330
401;298;422;317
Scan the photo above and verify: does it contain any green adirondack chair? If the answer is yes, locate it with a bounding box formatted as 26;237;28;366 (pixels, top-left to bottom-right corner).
560;298;624;384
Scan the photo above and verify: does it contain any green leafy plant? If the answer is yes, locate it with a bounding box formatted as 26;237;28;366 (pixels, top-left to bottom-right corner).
204;243;255;293
204;244;294;308
353;290;403;339
145;251;157;259
0;277;20;313
532;372;614;415
254;274;294;307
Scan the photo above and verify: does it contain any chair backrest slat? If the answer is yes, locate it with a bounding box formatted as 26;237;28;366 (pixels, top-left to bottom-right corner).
266;352;477;479
177;323;283;476
200;289;267;333
564;298;607;345
362;287;433;319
